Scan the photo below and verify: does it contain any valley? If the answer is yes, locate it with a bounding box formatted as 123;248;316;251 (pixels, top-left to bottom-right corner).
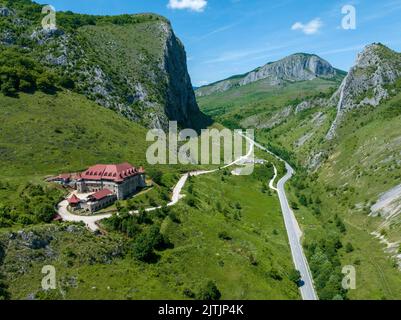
197;43;401;300
1;0;401;302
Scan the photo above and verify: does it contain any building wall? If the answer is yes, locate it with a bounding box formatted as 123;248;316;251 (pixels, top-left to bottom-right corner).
77;174;146;200
81;194;117;213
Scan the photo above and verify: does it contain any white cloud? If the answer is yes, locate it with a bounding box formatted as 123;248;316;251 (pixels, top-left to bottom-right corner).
167;0;207;12
291;18;323;35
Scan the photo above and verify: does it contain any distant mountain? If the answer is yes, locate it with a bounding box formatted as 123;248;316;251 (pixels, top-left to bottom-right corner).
196;53;346;97
327;43;401;139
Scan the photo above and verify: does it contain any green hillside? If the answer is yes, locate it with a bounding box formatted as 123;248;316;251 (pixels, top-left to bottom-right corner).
1;159;298;300
197;50;401;299
0;0;205;129
0;92;149;180
277;93;401;300
198;78;340;129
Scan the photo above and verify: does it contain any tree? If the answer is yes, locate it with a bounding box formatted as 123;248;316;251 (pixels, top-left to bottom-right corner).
0;271;9;300
345;242;354;253
196;281;221;300
1;79;17;96
288;269;302;286
131;233;155;263
34;202;55;223
36;72;57;93
218;231;232;241
299;194;308;207
186;196;196;207
290;201;299;210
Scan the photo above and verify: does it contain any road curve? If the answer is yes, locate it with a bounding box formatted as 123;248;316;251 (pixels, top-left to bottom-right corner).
240;133;317;300
57;137;255;231
276;163;318;300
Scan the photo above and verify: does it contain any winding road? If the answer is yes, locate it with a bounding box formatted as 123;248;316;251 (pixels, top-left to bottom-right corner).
57;134;317;300
241;134;318;300
58;136;255;231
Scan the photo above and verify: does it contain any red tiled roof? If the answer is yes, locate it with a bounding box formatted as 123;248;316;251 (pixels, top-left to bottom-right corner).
68;194;80;204
80;163;144;183
89;189;114;201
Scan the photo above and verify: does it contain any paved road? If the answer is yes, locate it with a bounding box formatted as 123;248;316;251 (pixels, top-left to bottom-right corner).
57;136;255;231
57;134;317;299
57;198;112;231
276;163;318;300
240;133;317;300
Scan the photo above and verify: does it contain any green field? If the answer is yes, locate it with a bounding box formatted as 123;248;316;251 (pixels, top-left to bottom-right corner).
197;78;340;129
2;167;299;300
197;70;401;299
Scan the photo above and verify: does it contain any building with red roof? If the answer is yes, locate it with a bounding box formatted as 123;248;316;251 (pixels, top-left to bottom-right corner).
77;162;146;200
68;194;81;205
82;189;117;213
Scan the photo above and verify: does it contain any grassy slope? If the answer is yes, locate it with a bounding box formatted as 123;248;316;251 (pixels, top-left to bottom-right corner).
197;78;339;129
250;94;401;299
197;72;401;299
311;95;401;299
0;91;149;180
5;168;299;300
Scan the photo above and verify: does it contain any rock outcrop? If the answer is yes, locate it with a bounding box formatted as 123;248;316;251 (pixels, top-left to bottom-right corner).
240;54;336;86
163;24;207;130
1;3;206;130
196;53;341;97
327;43;401;139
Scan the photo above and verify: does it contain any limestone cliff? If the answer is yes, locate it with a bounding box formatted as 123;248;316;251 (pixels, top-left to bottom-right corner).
327;43;401;139
196;53;343;97
0;1;207;130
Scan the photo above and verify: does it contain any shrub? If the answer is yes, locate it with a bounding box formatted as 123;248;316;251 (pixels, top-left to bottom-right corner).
345;242;354;253
218;231;232;241
36;72;57;94
186;196;196;207
196;281;221;300
288;269;302;286
131;233;156;263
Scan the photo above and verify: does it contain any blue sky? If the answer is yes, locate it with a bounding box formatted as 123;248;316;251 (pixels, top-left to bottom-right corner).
36;0;401;86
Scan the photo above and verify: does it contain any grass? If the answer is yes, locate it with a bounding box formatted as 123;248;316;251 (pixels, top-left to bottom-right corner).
197;67;401;299
197;78;340;129
269;93;401;299
2;167;300;300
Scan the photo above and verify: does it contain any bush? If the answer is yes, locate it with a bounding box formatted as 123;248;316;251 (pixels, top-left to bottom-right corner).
196;281;221;300
131;233;156;263
345;242;354;253
288;269;302;286
131;225;171;263
0;48;59;96
218;231;232;241
36;72;57;94
268;268;283;281
186;196;196;207
290;201;299;210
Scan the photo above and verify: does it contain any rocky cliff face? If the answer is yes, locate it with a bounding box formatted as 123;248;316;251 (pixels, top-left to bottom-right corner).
240;53;337;86
52;20;203;130
196;53;341;97
163;25;206;129
327;43;401;139
0;1;205;130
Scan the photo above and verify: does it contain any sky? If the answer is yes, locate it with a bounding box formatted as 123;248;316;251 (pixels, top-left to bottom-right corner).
36;0;401;87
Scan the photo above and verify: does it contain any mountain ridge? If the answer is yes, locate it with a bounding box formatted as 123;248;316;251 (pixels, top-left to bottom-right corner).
327;43;401;139
0;0;209;130
196;53;346;97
